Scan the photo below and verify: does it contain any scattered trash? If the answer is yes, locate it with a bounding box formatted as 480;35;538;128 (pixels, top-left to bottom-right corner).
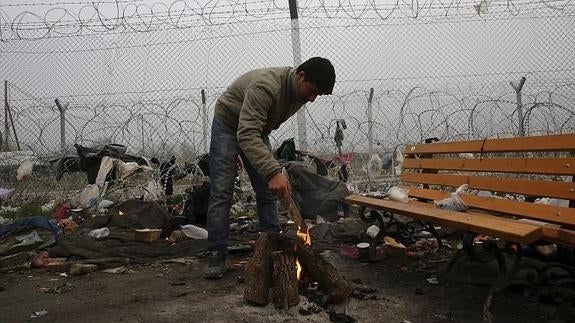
426;277;439;284
299;301;323;315
36;282;74;294
98;199;114;209
31;251;68;268
387;186;409;203
180;224;208;239
30;310;48;319
143;180;163;201
535;197;569;207
17;159;33;181
366;225;380;238
434;184;469;211
88;227;110;239
41;200;56;212
75;184;100;208
134;228;162;242
356;242;371;262
101;267;135;274
167;230;188;243
383;236;406;249
340;245;359;260
0;188;15;202
59;218;79;235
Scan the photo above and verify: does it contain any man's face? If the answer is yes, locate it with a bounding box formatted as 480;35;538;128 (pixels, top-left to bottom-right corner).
296;71;322;103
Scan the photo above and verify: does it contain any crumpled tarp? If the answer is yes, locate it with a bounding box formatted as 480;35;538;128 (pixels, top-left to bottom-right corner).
286;162;351;222
49;199;208;260
0;217;60;256
309;218;369;251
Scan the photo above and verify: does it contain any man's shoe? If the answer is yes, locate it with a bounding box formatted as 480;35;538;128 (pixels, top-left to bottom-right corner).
203;252;230;279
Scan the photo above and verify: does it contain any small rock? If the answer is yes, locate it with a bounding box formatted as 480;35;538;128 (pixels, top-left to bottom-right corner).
69;264;98;276
30;310;48;319
170;282;185;286
414;287;424;295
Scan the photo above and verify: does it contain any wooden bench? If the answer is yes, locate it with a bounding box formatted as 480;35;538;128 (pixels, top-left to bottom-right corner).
345;133;575;321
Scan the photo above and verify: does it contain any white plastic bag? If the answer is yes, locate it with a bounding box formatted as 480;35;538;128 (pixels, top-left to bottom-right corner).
366;153;383;180
16;159;33;181
387;186;409;203
77;184;100;208
143;180;163;201
180;224;208;239
434;184;469;212
88;227;110;239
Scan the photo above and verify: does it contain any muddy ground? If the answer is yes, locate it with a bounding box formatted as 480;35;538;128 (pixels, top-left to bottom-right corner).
1;240;571;323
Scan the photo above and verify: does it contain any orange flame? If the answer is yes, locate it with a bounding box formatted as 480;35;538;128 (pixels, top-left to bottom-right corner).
296;226;311;280
296;260;302;280
297;227;311;246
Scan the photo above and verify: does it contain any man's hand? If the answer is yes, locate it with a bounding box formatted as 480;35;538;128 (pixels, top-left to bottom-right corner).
268;172;292;200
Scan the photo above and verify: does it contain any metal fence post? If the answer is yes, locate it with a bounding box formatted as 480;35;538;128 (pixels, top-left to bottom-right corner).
367;88;374;154
140;114;145;156
289;0;307;151
55;99;68;151
201;89;208;153
510;77;526;137
4;80;9;151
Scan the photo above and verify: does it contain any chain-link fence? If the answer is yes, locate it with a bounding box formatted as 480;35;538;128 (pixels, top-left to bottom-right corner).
0;0;574;204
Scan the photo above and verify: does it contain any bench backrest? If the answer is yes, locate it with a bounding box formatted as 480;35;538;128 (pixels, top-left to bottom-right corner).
401;134;575;240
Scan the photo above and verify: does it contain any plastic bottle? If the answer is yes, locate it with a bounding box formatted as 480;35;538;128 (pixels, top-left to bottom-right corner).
88;227;110;239
180;224;208;239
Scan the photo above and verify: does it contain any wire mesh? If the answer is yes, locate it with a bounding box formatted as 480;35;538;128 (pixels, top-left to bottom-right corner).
0;0;573;204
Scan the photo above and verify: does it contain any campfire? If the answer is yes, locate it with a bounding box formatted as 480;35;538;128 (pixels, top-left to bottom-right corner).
244;197;352;309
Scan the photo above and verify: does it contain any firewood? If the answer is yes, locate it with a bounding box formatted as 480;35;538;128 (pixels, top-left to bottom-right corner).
244;232;277;305
295;240;352;304
282;195;307;231
271;250;299;309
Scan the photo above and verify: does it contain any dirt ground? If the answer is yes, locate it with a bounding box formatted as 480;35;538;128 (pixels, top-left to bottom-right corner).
1;242;571;323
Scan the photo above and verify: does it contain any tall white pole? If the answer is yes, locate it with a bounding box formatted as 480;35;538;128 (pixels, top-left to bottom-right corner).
367;88;374;154
289;0;307;150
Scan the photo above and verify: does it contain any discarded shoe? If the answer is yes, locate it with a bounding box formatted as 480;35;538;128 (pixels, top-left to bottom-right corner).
203;252;230;279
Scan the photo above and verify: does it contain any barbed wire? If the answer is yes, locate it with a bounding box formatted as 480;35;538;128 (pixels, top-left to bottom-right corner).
4;81;574;160
1;0;573;41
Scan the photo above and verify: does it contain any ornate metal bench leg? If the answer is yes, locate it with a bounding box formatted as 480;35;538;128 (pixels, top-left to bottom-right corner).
443;247;466;280
482;252;521;323
358;206;395;259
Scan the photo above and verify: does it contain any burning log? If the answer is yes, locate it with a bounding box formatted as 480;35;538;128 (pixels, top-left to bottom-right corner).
244;199;351;309
271;250;299;309
244;232;277;305
282;195;307;231
295;239;352;304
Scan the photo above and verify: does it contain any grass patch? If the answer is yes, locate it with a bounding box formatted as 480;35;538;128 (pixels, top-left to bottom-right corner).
0;201;55;220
